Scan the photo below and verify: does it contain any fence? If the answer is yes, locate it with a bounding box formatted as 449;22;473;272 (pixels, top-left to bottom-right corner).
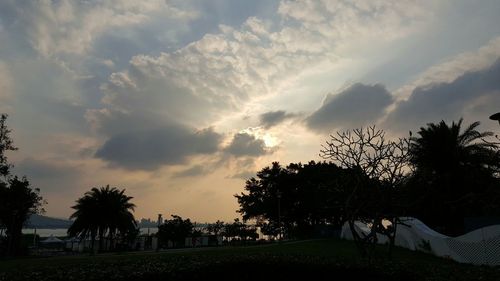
340;217;500;265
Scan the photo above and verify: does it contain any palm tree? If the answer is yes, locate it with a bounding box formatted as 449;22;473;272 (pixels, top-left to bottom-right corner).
68;191;99;252
410;119;496;174
407;119;499;235
68;185;136;253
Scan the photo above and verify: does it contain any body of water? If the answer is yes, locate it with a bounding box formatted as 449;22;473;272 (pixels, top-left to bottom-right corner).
22;228;159;238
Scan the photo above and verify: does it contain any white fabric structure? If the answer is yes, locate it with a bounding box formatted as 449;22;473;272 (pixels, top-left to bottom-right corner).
341;217;500;265
40;235;63;244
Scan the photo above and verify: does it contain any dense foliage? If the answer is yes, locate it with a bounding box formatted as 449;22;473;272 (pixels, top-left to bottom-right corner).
222;218;258;241
236;161;359;238
68;185;137;252
405;119;500;235
206;220;224;236
157;215;194;248
0;114;44;256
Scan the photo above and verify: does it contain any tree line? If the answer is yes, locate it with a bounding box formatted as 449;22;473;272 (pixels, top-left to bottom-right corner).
68;194;259;253
157;217;258;249
236;119;500;258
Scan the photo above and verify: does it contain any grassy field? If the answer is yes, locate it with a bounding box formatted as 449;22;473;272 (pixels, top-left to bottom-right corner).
1;239;499;281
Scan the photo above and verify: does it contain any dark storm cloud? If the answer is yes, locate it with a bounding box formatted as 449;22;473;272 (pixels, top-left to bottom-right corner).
306;83;393;132
385;58;500;132
95;125;222;170
224;132;267;157
259;110;296;128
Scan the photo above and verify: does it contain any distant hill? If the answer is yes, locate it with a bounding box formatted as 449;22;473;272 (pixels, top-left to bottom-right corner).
25;214;73;229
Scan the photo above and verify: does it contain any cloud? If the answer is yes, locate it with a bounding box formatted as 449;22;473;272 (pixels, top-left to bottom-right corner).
14;157;82;193
278;0;432;42
385;58;500;132
95;125;222;170
0;0;472;220
392;37;500;103
91;56;229;129
223;156;260;180
99;0;432;124
230;170;257;180
84;0;435;172
0;0;197;58
259;110;296;128
0;60;12;111
1;59;92;139
306;83;393;132
224;132;268;157
172;130;274;179
173;165;211;178
15;157;79;180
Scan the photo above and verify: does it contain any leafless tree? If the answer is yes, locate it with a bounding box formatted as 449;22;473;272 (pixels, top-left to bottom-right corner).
320;126;411;259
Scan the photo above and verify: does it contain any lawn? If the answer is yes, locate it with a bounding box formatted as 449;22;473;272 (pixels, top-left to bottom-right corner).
1;239;499;281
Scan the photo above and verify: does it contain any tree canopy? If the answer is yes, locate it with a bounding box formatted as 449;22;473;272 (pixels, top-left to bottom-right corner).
318;126;411;257
68;185;137;252
157;215;193;248
0;114;17;178
405;119;500;235
236;161;354;238
0;114;44;256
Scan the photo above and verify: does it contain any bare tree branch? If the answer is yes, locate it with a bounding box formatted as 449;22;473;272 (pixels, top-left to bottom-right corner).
320;125;410;187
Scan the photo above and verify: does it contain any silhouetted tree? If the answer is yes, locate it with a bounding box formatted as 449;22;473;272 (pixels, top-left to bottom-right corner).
68;185;136;253
239;225;258;241
0;177;44;256
0;114;44;256
205;220;225;245
320;125;411;258
222;219;257;243
236;161;349;239
0;114;17;179
222;219;244;242
157;215;193;248
259;221;280;239
406;119;500;235
236;162;288;231
207;220;225;236
286;161;349;233
68;191;98;252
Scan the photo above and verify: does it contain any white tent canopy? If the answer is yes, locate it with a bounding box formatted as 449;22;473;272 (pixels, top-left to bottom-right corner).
40;235;63;244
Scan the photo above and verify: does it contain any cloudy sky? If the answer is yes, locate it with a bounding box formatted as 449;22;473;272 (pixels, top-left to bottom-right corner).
1;0;500;222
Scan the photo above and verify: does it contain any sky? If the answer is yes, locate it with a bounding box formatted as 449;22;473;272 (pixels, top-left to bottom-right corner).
1;0;500;222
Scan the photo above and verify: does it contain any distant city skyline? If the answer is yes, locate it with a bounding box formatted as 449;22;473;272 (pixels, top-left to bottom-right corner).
1;0;500;221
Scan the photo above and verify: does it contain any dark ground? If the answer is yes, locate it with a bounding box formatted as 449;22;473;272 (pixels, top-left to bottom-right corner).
1;239;499;281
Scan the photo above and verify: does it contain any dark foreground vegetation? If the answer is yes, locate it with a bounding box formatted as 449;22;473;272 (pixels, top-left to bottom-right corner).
1;239;500;281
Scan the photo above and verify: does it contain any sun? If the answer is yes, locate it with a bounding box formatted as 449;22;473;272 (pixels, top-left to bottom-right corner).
262;133;278;148
237;127;279;148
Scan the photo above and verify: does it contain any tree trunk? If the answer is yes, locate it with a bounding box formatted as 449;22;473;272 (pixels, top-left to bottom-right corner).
6;215;23;256
387;218;398;260
348;219;367;257
90;230;97;255
99;229;104;253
